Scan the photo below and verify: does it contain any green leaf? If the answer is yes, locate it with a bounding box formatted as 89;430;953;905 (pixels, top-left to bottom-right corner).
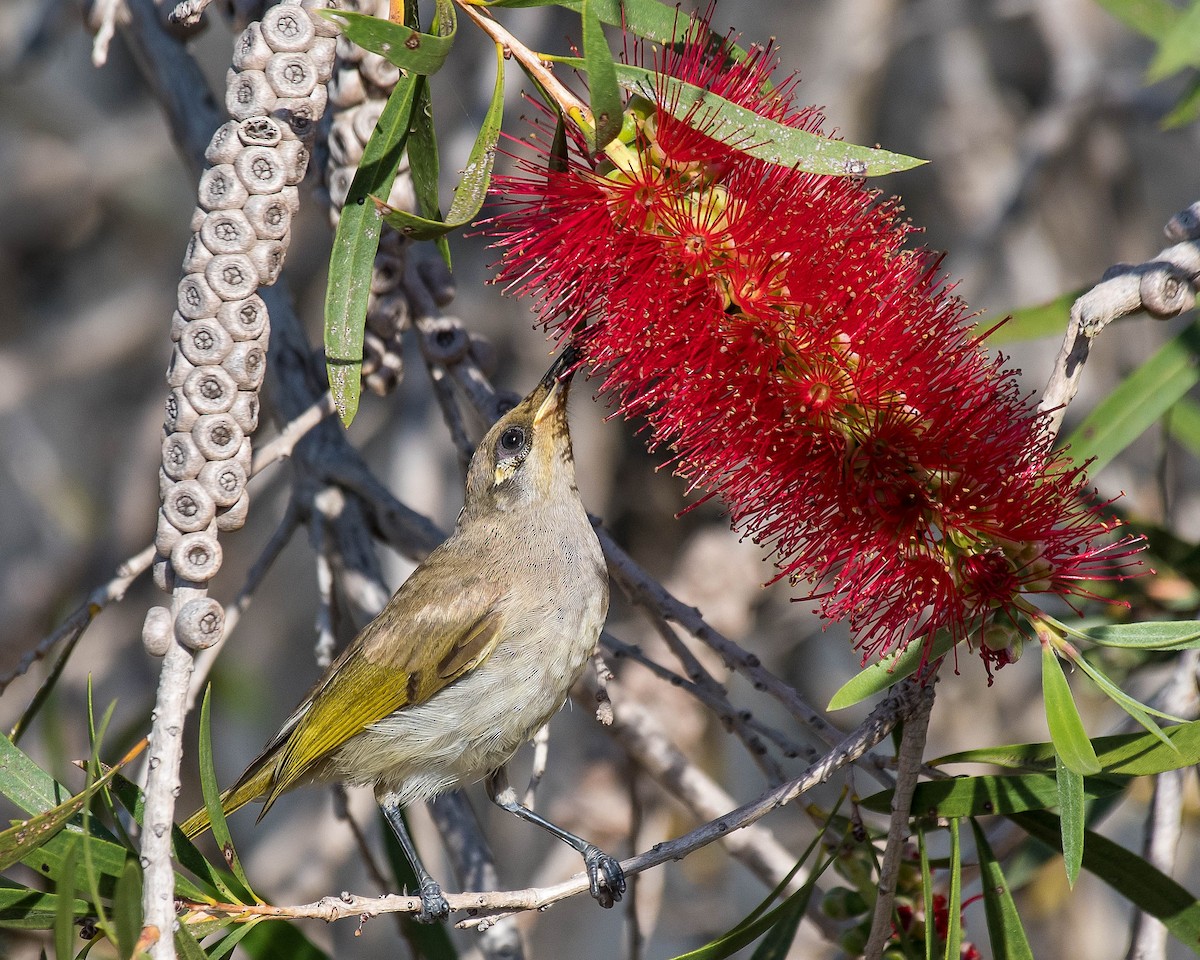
406;80;449;265
1081;619;1200;650
379;43;505;242
317;4;455;75
860;773;1126;819
746;887;809;960
489;0;743;51
1068;650;1180;746
325;72;421;426
944;819;962;960
1146;2;1200;81
0;739;145;871
827;631;957;711
970;819;1035;960
595;62;925;176
1166;395;1200;457
1093;0;1182;40
197;687;256;904
1041;644;1101;775
55;837;79;960
1056;753;1085;887
978;290;1080;345
918;827;934;960
0;877;90;930
1061;320;1200;471
1012;809;1200;949
175;922;211;960
665;858;829;960
580;0;622;149
931;720;1200;776
113;858;142;960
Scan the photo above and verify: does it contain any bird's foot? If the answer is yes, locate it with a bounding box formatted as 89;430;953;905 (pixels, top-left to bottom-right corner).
583;845;626;909
411;877;450;924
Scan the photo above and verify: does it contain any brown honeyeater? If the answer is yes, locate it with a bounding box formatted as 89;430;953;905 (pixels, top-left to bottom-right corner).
182;347;623;921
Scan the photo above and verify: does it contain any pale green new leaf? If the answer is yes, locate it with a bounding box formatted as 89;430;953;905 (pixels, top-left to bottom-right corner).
1041;644;1101;775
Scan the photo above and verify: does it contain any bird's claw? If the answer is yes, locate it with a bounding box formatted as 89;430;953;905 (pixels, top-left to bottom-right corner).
412;877;450;924
583;846;626;909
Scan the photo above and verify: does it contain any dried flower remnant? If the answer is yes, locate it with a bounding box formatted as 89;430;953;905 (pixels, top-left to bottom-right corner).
486;18;1141;671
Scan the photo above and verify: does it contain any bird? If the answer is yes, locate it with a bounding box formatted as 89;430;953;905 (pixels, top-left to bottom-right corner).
181;345;625;921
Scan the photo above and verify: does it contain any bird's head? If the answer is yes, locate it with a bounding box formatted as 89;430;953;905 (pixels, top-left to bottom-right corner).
465;347;581;514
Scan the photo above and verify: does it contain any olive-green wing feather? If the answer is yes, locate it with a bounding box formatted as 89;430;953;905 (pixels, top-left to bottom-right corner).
261;567;508;811
181;565;508;837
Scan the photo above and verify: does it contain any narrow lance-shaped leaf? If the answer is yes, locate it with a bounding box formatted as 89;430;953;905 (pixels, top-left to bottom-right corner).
1055;753;1085;888
317;0;456;76
860;773;1126;819
1080;619;1200;651
610;62;926;176
930;720;1200;775
827;630;958;711
1041;643;1101;775
325;72;421;426
0;738;146;872
581;0;622;149
1062;319;1200;470
969;819;1035;960
379;44;505;244
197;687;256;904
1011;809;1200;949
944;819;962;960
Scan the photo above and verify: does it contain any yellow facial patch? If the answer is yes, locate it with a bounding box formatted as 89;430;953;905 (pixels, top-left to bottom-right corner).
494;460;518;486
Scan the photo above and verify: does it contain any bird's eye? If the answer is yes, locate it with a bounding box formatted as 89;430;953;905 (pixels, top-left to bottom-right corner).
499;425;526;455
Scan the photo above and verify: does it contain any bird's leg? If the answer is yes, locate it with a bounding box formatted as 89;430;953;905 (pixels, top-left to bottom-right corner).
485;767;626;908
380;800;450;923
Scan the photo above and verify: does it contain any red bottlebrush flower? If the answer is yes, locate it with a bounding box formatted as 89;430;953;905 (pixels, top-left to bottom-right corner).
485;16;1142;668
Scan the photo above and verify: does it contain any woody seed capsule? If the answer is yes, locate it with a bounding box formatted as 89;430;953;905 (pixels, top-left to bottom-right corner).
176;596;226;650
235;146;287;195
184;365;238;415
232;21;273;71
360;52;400;89
237;115;284;148
155;510;183;554
199;458;247;507
273;92;325;140
198;165;250;211
261;3;315;52
165;351;196;389
179;318;234;366
217;296;268;341
152;555;175;592
229;390;260;433
266;51;318;99
248;240;285;285
222;341;266;390
162;479;217;533
206;254;259;301
181;233;213;274
226;69;277;120
243;194;291;240
177;274;221;320
193;414;244;461
205;121;243;166
327;68;366;110
216;493;251;532
171;532;223;583
200;209;255;255
142;606;174;657
162;432;206;481
165;388;199;433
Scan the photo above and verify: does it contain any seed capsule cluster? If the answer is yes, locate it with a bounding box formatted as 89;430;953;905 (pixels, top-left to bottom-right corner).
147;0;335;655
319;0;415;396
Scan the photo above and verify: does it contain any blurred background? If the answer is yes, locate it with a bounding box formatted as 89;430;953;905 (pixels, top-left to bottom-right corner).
1;0;1199;957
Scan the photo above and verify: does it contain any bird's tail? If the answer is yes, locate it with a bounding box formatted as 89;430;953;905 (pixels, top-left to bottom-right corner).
179;759;276;839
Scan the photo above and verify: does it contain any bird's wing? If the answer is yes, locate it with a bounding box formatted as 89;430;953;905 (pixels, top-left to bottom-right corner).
257;565;508;810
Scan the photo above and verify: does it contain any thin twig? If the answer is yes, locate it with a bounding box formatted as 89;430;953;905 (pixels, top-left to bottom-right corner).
863;680;936;960
522;725;551;811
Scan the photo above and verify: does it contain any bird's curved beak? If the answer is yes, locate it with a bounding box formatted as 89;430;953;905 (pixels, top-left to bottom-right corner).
533;345;580;425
